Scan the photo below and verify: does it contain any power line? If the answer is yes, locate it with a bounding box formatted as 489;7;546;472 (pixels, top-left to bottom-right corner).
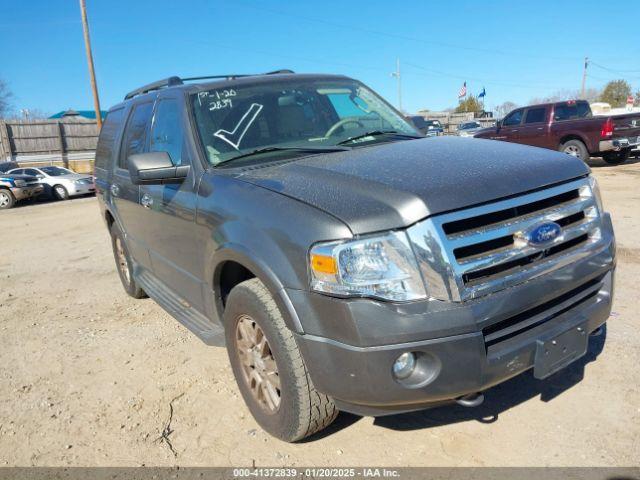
589;61;640;74
233;1;581;62
402;61;564;90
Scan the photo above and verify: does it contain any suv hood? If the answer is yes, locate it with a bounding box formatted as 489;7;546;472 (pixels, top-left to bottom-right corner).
236;136;589;234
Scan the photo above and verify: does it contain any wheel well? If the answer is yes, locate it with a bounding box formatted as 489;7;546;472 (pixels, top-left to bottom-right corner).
559;135;586;148
217;261;256;308
105;210;115;229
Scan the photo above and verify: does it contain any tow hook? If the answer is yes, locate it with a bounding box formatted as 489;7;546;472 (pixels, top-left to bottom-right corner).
455;392;484;408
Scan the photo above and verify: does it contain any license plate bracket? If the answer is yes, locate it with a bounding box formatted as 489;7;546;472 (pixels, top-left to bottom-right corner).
533;323;589;379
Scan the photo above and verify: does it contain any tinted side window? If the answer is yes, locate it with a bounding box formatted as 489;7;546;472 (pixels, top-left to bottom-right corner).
554;103;577;121
503;110;523;126
524;108;546;124
119;102;153;169
411;117;427;129
150;99;184;166
25;169;39;176
95;108;125;171
576;102;591;118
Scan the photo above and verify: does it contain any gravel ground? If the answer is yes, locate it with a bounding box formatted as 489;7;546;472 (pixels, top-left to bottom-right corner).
0;157;638;467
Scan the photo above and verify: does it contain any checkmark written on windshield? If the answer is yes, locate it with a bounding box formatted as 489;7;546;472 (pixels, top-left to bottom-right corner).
213;103;264;150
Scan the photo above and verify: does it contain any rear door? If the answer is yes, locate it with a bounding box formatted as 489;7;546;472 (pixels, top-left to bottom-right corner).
518;106;551;148
112;100;155;270
137;93;207;313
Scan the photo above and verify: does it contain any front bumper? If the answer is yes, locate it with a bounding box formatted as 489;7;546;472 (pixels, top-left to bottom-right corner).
293;218;615;416
68;183;96;196
599;135;640;152
11;185;43;201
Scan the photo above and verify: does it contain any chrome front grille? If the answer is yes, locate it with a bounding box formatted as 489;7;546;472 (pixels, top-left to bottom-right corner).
407;177;606;302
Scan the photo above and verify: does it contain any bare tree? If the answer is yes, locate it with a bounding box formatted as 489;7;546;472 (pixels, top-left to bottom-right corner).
0;78;12;118
495;101;518;119
529;87;601;105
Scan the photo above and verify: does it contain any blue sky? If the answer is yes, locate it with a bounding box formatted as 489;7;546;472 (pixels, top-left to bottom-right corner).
2;0;639;116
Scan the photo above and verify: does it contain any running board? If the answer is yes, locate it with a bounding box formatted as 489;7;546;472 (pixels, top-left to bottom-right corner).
135;268;225;346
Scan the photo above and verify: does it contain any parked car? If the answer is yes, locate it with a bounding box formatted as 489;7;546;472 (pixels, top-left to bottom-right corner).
8;166;95;200
406;115;443;136
0;161;20;173
457;120;484;137
474;100;640;164
0;171;44;209
96;71;615;442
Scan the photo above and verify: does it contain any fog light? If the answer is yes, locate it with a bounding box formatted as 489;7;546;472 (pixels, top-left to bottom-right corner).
392;352;416;380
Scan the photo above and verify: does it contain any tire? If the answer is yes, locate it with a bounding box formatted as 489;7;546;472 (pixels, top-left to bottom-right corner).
602;149;630;165
560;140;589;161
224;278;337;442
109;222;146;299
53;184;69;200
0;189;15;210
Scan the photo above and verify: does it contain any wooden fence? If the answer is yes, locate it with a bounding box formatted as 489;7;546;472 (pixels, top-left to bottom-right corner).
0;118;99;173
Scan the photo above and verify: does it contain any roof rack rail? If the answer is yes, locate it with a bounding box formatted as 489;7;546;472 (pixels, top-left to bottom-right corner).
124;76;183;100
124;70;295;100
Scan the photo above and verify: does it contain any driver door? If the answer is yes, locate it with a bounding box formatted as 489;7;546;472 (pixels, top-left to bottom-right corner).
137;93;207;314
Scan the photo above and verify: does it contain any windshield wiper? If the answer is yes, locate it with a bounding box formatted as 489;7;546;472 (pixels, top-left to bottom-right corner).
337;130;423;145
216;146;350;166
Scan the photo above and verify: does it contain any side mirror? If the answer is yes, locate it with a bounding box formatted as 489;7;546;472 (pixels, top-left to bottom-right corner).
128;151;189;185
36;174;45;179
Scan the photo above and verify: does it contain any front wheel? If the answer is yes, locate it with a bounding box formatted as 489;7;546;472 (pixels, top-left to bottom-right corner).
560;140;589;161
224;278;338;442
0;189;15;209
602;149;630;165
53;185;69;200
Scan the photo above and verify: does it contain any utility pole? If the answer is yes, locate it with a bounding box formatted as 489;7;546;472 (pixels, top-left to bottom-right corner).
391;58;402;112
79;0;102;129
580;57;589;99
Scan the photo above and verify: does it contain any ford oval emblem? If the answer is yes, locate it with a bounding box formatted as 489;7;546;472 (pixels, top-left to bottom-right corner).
525;222;562;247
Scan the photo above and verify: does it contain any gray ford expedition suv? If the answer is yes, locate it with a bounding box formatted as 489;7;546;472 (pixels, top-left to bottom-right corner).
95;71;615;442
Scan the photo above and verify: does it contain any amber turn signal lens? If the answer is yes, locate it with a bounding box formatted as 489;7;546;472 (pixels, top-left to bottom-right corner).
310;254;337;275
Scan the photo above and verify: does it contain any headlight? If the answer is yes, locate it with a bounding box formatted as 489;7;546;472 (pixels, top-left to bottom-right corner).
581;176;604;213
309;231;427;302
74;179;83;185
14;179;26;187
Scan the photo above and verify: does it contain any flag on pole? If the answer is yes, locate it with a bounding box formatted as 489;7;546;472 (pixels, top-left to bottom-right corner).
458;82;467;98
478;87;486;98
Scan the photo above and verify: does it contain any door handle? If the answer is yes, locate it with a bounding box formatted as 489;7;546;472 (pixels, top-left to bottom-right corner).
141;193;153;209
110;184;120;197
537;127;543;130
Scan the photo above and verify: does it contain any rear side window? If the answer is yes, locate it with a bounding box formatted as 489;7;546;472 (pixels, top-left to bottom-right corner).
524;107;546;124
119;102;154;169
503;109;523;126
95;108;125;171
150;99;184;166
554;102;591;121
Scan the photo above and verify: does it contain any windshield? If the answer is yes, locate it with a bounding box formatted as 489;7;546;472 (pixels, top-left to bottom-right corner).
191;78;420;165
460;122;481;130
41;166;72;176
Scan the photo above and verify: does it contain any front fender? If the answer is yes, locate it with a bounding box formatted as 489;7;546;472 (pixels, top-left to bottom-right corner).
208;239;304;333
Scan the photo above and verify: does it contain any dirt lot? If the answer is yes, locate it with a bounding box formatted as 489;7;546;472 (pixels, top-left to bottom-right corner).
1;158;639;467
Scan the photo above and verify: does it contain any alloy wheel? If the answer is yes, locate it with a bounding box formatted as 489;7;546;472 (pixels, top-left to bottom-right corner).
0;192;10;207
564;145;580;157
235;314;281;413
